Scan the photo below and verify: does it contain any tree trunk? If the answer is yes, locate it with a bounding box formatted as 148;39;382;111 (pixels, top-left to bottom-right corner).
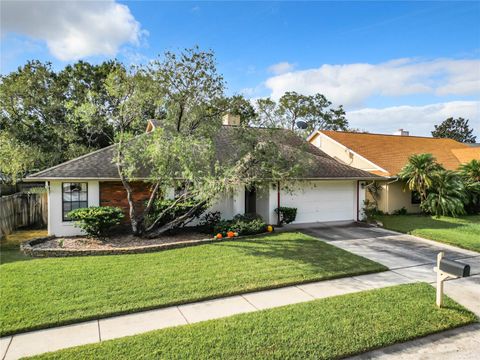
118;169;140;235
115;138;141;235
144;199;207;238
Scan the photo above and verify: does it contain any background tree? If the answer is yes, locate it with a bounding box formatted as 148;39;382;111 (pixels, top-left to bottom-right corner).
431;117;477;143
0;59;130;182
225;95;257;125
253;92;349;133
0;61;65;170
277;91;311;130
0;133;41;184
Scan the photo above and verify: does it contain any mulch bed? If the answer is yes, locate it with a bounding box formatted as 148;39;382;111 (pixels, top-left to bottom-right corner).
21;231;222;257
35;232;209;250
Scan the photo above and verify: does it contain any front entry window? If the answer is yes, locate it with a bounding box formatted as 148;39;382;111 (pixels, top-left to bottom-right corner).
411;190;421;205
62;182;88;221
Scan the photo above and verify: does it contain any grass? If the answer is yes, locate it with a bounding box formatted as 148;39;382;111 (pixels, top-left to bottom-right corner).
0;232;386;336
378;214;480;253
29;283;477;360
0;229;47;264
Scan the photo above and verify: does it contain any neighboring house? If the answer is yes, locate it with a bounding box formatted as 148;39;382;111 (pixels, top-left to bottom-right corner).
25;116;377;237
308;129;480;214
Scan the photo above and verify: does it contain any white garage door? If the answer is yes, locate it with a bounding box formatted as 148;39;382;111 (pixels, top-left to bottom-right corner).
280;180;356;223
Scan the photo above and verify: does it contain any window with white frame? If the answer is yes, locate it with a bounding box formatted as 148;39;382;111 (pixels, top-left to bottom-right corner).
62;182;88;221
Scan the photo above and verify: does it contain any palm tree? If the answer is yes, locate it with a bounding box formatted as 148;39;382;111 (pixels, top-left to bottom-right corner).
398;153;444;203
422;171;466;217
458;159;480;213
459;159;480;182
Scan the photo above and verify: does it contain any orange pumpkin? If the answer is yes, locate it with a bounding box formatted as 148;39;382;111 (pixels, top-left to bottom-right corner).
227;231;235;238
215;233;223;239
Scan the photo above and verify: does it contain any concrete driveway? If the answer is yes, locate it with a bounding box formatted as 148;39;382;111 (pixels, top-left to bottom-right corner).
300;222;480;312
300;222;478;272
298;222;480;360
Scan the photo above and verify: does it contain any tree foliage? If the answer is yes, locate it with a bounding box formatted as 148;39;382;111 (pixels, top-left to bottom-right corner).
422;171;466;217
398;153;444;203
431;117;477;143
0;59;135;182
0;133;41;184
458;159;480;213
399;153;480;217
115;48;312;237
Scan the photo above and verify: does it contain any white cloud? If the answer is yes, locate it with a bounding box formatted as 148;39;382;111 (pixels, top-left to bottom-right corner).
1;0;144;61
268;61;295;75
347;101;480;137
265;58;480;106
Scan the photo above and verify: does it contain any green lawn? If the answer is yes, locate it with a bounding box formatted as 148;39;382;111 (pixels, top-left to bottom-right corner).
378;215;480;252
0;229;47;264
29;283;477;360
0;232;386;336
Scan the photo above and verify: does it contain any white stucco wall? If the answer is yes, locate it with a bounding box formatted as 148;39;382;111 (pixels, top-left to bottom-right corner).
48;180;99;237
47;180;358;236
190;185;245;225
256;185;270;222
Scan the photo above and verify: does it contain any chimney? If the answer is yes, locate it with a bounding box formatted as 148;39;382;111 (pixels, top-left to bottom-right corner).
393;128;409;136
222;113;241;126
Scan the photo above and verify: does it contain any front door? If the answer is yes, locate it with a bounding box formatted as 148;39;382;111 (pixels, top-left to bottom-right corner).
245;187;256;214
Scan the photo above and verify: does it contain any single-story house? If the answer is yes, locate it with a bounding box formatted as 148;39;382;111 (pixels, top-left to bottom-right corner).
26;116;377;237
308;129;480;214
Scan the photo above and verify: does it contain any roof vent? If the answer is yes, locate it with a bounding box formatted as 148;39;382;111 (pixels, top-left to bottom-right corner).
222;113;241;126
393;129;409;136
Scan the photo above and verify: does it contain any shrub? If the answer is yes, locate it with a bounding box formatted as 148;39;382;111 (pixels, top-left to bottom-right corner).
213;214;267;236
275;207;297;225
199;211;221;233
393;207;408;215
362;199;384;221
68;207;124;238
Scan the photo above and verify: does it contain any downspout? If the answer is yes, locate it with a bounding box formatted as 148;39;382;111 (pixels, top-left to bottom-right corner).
356;180;360;221
277;181;281;226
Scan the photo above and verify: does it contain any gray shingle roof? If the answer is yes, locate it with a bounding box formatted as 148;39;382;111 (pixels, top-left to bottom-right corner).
27;126;378;180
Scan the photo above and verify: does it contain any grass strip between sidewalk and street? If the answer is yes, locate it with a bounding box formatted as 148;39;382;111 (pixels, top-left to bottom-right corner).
29;283;477;360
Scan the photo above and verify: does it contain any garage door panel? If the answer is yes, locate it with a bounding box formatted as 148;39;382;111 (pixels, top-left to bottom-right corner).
281;181;355;223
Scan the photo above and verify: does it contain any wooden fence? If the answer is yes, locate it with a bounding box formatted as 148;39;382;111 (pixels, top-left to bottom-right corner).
0;192;47;238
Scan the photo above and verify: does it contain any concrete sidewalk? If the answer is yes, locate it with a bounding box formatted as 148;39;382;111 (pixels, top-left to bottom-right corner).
0;270;414;360
1;227;479;359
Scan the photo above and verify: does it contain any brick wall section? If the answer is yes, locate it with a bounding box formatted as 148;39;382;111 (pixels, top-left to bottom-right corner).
99;181;152;220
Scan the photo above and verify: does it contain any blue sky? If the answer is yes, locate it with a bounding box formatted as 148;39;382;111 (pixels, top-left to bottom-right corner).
1;1;479;136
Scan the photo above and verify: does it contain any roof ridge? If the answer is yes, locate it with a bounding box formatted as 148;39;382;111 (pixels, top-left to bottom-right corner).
320;130;467;142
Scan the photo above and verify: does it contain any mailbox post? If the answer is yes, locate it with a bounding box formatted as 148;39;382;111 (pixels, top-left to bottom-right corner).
433;251;470;307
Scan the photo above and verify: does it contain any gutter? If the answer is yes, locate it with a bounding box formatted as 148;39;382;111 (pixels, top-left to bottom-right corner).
25;175;384;182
